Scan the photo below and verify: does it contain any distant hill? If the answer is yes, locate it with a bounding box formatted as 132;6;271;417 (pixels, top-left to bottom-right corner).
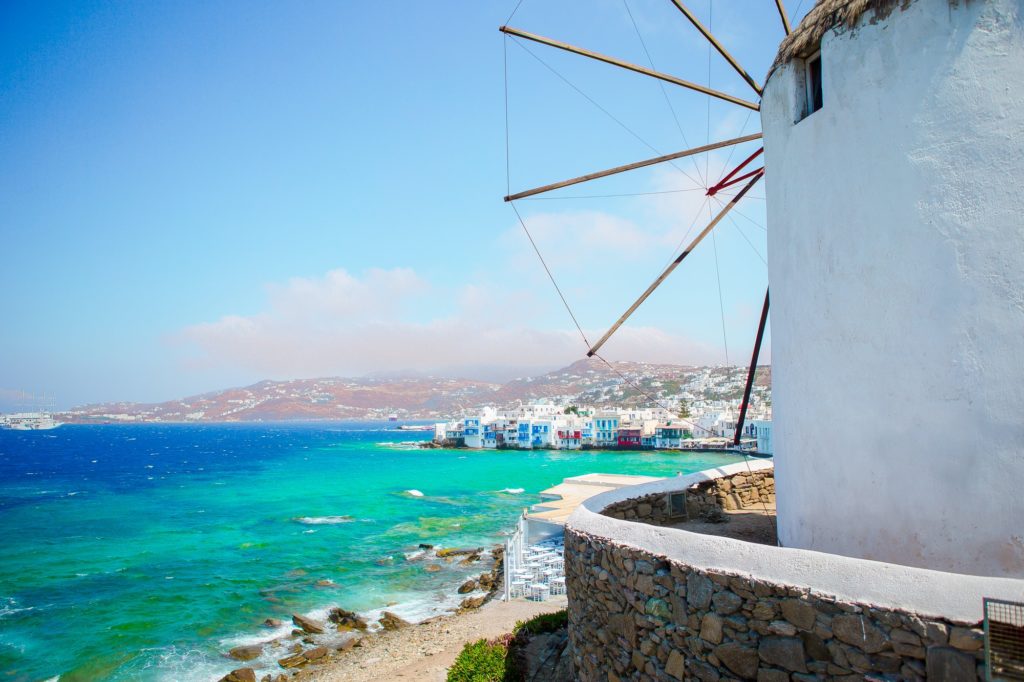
60;360;769;423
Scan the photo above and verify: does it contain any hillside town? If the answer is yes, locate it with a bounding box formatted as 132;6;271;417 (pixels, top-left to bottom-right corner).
431;369;773;454
53;360;770;426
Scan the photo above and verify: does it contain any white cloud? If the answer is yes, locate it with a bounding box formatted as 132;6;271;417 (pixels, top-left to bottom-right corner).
176;266;723;381
500;209;660;271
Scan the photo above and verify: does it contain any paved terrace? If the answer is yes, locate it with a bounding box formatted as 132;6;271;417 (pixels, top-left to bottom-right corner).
525;473;662;526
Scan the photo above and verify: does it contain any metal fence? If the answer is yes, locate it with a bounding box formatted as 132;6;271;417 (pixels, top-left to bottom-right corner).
986;597;1024;681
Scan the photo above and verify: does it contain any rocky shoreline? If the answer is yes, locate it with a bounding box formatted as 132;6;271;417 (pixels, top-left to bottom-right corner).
217;545;506;682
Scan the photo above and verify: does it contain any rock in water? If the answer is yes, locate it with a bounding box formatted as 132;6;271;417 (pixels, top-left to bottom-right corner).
304;646;329;661
460;596;486;610
227;644;263;661
278;645;329;669
278;652;307;669
219;668;257;682
378;611;410;631
263;618;283;628
436;547;482;558
458;553;481;566
336;633;361;651
291;613;325;634
457;579;478;594
418;543;434;550
328;606;368;630
424;564;442;572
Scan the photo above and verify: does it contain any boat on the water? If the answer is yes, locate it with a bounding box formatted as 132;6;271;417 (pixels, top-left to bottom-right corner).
0;412;63;430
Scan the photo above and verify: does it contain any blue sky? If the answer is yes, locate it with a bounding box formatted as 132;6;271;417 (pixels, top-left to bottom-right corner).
0;1;809;409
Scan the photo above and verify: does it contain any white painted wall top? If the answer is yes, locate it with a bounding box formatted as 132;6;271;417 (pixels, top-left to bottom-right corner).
761;0;1024;577
567;464;1024;623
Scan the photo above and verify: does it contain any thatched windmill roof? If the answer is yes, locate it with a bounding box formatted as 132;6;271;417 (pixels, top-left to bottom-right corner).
768;0;915;77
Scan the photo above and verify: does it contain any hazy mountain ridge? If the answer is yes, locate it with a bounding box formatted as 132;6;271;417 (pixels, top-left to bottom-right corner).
60;359;768;423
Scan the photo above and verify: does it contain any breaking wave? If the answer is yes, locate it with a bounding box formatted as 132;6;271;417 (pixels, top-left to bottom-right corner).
293;515;354;525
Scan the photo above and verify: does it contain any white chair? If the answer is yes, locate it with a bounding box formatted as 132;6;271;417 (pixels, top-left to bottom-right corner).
530;583;550;601
510;579;528;597
549;577;566;595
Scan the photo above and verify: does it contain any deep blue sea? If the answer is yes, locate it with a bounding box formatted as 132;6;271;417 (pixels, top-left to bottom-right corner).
0;422;743;681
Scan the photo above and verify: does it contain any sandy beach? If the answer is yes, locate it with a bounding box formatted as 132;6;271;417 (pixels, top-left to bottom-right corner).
294;596;568;682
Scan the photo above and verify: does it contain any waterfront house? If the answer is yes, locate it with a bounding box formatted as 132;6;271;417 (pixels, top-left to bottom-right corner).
749;418;772;454
516;420;532;449
556;427;582;450
593;412;619;447
530;420;554;448
482;421;497;448
580;418;594;447
616;426;642;449
500;420;519;448
653;421;694;449
462;417;481;449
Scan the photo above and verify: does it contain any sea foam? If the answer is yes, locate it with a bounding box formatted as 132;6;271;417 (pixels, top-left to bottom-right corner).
294;515;354;525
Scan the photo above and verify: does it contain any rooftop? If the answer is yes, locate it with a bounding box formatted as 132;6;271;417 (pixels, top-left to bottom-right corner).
770;0;910;76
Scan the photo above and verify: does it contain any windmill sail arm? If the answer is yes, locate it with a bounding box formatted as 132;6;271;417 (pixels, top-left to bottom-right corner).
666;0;763;95
504;133;762;202
774;0;793;35
500;26;760;111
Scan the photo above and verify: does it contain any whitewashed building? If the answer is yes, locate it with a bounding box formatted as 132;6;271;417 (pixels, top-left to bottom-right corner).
763;0;1024;577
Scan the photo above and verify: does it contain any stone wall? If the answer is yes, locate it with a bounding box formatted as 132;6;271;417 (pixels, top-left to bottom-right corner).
600;470;775;525
565;527;987;681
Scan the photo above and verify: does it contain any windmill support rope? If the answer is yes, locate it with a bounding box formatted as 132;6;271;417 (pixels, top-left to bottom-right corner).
508;202;592;348
667;0;763;95
499;26;760;111
586;170;764;357
505;133;762;202
508;36;704;187
591;352;721;437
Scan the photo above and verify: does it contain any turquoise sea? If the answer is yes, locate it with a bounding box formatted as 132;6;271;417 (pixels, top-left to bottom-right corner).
0;422;743;681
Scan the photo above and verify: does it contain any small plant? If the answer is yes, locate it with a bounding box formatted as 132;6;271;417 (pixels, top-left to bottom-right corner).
514;609;568;636
447;637;511;682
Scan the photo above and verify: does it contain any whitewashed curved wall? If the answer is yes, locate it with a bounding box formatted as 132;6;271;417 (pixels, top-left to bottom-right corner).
761;0;1024;577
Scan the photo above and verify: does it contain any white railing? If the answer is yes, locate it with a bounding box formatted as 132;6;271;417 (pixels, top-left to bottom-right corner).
503;512;528;601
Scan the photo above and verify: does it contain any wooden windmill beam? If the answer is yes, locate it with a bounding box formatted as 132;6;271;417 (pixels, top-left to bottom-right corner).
774;0;793;35
500;26;760;111
586;171;764;357
733;288;770;446
504;133;762;202
666;0;762;95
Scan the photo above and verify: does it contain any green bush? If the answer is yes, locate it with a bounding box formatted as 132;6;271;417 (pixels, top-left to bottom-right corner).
513;609;568;636
447;611;568;682
447;637;510;682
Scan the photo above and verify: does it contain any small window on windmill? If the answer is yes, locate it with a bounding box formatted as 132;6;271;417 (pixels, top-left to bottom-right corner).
805;51;823;117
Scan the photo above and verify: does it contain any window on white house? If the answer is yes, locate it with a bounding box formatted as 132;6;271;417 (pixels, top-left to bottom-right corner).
805;52;823;116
